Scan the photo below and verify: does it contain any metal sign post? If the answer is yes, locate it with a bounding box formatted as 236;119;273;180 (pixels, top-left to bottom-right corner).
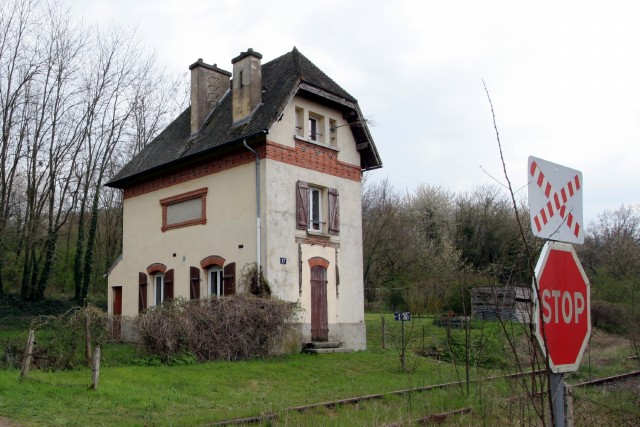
550;373;565;427
528;156;587;427
394;312;411;372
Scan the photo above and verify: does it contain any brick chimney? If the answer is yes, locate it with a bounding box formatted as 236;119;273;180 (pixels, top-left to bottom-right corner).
189;59;231;135
231;48;263;124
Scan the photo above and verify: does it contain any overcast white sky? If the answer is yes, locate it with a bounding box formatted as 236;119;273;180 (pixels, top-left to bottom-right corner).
73;0;640;225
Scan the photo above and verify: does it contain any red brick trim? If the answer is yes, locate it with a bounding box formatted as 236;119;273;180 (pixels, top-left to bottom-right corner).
295;236;339;248
308;257;330;269
200;255;225;269
160;187;208;232
265;139;361;182
146;263;167;274
123;149;261;199
122;138;362;200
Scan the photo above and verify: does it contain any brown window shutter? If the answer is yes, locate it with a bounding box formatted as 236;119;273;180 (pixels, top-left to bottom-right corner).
138;272;148;313
164;269;174;301
190;267;200;300
224;262;236;295
296;181;309;230
328;188;340;235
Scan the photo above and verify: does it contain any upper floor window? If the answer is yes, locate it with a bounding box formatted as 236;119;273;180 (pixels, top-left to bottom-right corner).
160;187;208;232
294;106;336;146
308;113;324;143
296;181;340;235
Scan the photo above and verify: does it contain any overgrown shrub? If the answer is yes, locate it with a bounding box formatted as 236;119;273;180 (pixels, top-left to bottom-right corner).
136;295;300;362
18;305;109;370
240;263;271;297
591;300;628;334
440;326;507;369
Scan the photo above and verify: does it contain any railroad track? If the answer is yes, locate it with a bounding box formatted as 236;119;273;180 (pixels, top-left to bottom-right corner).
207;370;640;426
571;370;640;388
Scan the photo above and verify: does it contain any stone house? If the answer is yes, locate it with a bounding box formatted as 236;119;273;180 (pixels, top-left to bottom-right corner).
105;48;382;350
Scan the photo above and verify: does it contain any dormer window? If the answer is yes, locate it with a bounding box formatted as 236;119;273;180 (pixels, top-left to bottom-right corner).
295;106;333;145
309;117;318;141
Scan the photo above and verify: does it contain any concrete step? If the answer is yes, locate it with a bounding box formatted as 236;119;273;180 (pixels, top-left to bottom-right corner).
303;341;341;349
303;347;354;354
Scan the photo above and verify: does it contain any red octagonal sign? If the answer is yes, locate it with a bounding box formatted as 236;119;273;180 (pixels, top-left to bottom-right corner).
533;241;591;373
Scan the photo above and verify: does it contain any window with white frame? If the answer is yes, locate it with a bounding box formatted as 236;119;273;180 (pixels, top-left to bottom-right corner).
154;273;164;306
296;181;340;235
308;113;324;143
295;106;335;145
208;267;224;297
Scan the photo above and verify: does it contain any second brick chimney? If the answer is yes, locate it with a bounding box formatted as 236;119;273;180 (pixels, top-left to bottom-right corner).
189;59;231;135
231;48;263;124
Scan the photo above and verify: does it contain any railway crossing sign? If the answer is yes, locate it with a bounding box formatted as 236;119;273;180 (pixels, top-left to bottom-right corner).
533;241;591;373
528;156;584;244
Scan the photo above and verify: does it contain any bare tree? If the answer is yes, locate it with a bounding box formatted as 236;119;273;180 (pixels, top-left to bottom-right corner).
0;0;41;295
0;0;181;300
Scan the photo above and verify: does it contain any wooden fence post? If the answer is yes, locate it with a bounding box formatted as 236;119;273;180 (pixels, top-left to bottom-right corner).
565;384;574;427
85;308;92;367
91;346;101;390
381;317;386;349
20;330;35;378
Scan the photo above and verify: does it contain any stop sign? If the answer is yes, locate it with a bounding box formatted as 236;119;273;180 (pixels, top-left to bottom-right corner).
533;241;591;373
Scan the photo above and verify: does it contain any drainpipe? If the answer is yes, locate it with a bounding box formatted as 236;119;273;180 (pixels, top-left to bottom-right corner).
243;138;261;286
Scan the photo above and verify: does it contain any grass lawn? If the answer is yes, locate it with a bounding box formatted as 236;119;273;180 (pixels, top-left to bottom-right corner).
1;312;637;426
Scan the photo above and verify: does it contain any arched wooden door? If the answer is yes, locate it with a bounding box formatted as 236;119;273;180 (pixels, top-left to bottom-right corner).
310;266;328;341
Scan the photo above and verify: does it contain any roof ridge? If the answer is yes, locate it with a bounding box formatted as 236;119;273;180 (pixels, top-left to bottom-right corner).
291;46;303;76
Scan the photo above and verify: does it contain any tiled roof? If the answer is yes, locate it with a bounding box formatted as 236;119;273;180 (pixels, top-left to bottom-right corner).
107;48;381;188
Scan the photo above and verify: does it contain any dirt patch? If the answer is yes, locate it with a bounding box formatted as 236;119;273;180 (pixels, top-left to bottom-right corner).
0;417;22;427
590;328;629;348
587;329;631;366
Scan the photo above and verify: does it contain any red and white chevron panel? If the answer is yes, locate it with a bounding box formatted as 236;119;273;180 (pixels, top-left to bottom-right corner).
528;156;584;244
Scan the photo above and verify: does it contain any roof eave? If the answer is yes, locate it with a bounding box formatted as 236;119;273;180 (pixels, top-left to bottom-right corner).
105;130;269;189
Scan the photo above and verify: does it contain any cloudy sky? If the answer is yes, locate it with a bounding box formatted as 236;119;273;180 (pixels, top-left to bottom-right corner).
73;0;639;225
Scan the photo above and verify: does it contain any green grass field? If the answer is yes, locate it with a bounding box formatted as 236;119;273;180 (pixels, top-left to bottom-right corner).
1;312;638;426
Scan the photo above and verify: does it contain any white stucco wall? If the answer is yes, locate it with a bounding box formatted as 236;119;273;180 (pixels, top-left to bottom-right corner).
108;93;368;350
265;95;366;349
269;97;361;166
108;162;262;318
